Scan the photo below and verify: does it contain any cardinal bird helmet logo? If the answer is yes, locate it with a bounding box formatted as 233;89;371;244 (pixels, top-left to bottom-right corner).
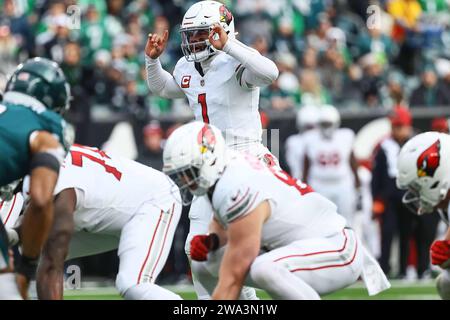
197;124;216;154
417;139;441;178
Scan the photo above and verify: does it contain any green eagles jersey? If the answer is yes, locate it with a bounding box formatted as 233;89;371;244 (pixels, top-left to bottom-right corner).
0;101;68;187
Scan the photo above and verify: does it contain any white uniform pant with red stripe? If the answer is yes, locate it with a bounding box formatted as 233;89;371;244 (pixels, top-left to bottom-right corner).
248;228;363;299
67;200;182;300
193;228;363;299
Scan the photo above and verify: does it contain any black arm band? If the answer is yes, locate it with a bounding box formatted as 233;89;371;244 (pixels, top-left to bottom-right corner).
16;255;39;280
30;152;61;174
206;233;220;251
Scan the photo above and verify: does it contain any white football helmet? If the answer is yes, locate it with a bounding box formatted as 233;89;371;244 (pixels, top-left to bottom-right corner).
163;121;227;204
318;104;340;138
180;0;236;62
397;132;450;215
296;105;320;132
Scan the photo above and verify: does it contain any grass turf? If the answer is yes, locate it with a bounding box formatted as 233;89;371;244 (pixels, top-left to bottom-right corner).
63;280;439;300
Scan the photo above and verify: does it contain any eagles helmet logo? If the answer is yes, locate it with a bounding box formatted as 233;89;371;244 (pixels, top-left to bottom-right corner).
197;124;216;154
417;139;441;178
219;5;233;25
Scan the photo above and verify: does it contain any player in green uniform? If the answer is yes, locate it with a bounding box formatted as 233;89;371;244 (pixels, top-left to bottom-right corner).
0;57;71;299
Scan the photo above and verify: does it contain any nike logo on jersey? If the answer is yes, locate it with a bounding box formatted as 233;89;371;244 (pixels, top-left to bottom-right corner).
231;190;240;202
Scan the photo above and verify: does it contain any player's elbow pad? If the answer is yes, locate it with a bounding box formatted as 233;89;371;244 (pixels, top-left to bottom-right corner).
30;148;65;174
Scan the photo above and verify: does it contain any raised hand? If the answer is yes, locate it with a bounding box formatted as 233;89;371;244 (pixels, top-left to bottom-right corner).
145;30;169;59
209;24;228;51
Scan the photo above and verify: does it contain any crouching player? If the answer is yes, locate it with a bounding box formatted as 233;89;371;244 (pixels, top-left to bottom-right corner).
397;132;450;300
162;122;390;299
8;144;182;300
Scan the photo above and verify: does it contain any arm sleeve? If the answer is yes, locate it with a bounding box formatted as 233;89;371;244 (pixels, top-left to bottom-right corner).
145;55;185;99
223;38;279;89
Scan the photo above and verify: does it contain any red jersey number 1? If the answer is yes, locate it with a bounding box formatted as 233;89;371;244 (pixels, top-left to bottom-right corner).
70;145;122;181
198;93;209;123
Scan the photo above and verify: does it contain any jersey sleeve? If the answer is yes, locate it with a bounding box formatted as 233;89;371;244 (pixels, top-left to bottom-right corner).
213;179;268;226
40;111;71;152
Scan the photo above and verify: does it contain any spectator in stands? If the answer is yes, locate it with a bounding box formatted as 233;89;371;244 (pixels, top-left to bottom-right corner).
36;15;73;63
136;121;164;170
299;69;331;106
382;71;407;109
388;0;424;75
0;24;18;83
356;24;398;63
410;65;450;107
371;107;414;278
79;5;113;67
359;53;385;108
1;0;33;56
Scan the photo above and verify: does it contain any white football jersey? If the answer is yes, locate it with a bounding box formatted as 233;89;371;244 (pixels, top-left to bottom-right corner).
173;52;262;148
210;152;346;250
53;145;179;231
303;128;355;182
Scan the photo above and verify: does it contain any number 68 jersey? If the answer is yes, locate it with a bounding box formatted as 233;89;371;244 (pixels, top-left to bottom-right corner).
173;52;262;146
52;145;179;231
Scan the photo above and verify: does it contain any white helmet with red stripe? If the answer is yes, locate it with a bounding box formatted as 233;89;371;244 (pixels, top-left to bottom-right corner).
180;0;235;62
163;121;227;204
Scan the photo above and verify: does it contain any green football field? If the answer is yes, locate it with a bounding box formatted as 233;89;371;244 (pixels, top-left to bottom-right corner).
62;280;439;300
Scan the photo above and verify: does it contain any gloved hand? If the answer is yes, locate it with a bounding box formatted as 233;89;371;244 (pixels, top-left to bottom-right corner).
431;240;450;268
6;227;20;246
190;233;220;262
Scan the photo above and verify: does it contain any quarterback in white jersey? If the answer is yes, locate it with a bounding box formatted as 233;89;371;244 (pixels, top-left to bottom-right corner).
7;145;182;300
145;0;278;299
163;122;390;300
302;105;361;226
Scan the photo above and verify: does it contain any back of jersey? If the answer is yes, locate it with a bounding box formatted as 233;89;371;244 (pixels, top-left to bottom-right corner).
0;100;66;186
304;128;355;182
55;145;178;214
212;153;346;250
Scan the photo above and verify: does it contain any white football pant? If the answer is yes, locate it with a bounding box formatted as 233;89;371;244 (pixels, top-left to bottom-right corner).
192;228;363;300
67;201;182;300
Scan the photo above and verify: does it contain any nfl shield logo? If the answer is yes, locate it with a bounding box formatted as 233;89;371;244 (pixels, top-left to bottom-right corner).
200;79;205;87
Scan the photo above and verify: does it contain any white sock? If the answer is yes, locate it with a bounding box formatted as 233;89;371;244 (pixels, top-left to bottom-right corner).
239;286;259;300
122;283;182;300
249;262;320;300
0;273;22;300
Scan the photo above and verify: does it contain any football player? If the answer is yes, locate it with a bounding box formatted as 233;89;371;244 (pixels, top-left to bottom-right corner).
397;132;450;299
162;122;390;300
7;144;182;300
302;105;361;226
285;105;320;180
0;58;71;299
145;0;278;299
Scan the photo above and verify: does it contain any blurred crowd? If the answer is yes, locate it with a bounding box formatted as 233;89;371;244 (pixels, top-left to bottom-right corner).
1;0;449;120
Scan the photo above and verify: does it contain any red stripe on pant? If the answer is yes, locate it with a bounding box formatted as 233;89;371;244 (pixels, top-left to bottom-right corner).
148;203;176;282
137;210;164;284
291;240;358;272
274;229;349;262
4;194;17;225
